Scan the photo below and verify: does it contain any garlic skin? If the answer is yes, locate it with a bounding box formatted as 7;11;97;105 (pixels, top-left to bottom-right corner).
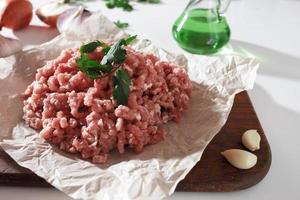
56;7;92;34
0;34;22;58
221;149;257;169
36;2;74;27
242;129;261;151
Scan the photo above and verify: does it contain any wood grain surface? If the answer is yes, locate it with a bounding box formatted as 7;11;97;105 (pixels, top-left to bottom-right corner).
0;91;272;191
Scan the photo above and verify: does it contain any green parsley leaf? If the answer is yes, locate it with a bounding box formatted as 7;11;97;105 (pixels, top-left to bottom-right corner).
112;68;130;105
99;64;113;73
102;46;111;54
77;54;99;69
105;0;133;11
77;36;136;105
104;0;160;11
76;54;103;78
80;41;104;53
101;35;136;66
84;69;102;79
123;35;137;45
114;20;129;29
101;39;127;65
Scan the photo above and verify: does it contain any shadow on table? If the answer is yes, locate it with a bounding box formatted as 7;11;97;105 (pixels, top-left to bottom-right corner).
250;83;300;143
244;84;300;197
241;84;300;192
13;25;59;47
170;84;300;197
229;40;300;80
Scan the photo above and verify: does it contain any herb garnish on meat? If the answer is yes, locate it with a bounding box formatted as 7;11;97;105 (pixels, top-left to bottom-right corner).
77;35;137;105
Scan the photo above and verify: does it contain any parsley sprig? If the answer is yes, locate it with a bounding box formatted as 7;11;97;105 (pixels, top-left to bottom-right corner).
104;0;160;11
105;0;133;11
114;20;129;29
76;35;137;105
112;68;131;105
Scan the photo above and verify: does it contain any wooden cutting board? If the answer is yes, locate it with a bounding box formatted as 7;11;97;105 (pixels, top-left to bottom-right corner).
0;91;271;192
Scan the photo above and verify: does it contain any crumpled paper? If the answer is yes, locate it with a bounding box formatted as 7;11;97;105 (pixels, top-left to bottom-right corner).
0;13;259;200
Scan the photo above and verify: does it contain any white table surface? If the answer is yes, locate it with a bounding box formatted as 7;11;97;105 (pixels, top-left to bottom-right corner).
1;0;300;199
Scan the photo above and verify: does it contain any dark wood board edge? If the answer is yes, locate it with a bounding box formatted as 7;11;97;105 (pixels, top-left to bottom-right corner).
0;91;272;192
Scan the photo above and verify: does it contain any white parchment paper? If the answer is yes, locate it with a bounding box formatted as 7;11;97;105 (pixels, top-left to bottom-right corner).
0;13;259;200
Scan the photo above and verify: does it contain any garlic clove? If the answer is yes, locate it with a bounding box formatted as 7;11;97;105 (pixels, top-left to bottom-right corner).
221;149;257;169
242;129;261;151
0;34;22;58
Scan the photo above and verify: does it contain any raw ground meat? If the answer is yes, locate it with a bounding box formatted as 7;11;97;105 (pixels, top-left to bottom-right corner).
23;46;192;163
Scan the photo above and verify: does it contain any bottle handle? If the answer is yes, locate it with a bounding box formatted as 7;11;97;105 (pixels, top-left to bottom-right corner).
185;0;201;10
218;0;231;14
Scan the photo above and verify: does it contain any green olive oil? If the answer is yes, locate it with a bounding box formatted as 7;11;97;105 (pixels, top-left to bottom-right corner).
172;9;230;54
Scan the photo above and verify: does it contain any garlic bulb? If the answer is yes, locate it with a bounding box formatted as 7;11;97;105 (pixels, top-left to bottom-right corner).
56;6;92;34
242;129;261;151
0;34;22;58
221;149;257;169
36;2;74;27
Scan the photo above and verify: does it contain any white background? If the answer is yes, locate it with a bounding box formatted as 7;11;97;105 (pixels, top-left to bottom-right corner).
1;0;300;199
